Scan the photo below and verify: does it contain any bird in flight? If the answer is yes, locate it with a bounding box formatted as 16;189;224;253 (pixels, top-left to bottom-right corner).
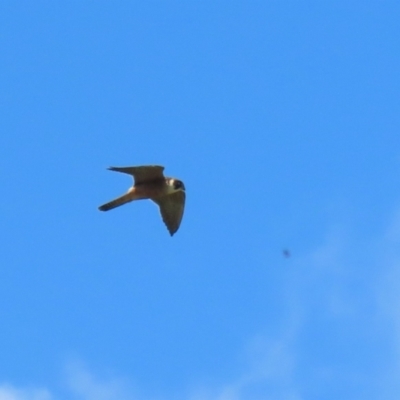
98;165;185;236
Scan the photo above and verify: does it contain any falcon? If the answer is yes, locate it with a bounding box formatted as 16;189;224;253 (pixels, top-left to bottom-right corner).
98;165;185;236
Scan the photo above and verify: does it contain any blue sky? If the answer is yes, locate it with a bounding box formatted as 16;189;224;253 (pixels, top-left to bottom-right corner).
1;2;400;399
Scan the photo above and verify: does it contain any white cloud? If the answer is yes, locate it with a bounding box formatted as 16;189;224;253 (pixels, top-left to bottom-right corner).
194;216;400;400
5;213;400;400
189;280;304;400
0;385;52;400
0;361;137;400
188;333;301;400
64;360;137;400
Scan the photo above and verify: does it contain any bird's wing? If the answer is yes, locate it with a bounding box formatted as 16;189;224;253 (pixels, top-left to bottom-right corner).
153;191;185;236
107;165;165;185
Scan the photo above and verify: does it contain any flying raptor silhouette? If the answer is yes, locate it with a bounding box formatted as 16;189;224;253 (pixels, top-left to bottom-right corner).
99;165;185;236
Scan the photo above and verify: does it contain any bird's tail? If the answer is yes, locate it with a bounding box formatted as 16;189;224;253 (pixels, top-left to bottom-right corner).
98;193;135;211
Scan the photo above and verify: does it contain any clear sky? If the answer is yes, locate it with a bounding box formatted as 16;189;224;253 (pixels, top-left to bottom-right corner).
1;2;400;400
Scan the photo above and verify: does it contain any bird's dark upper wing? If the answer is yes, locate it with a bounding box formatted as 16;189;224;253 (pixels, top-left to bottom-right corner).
107;165;165;185
153;191;185;236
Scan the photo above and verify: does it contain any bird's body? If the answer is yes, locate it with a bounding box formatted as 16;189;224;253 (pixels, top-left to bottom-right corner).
99;165;185;236
99;180;170;210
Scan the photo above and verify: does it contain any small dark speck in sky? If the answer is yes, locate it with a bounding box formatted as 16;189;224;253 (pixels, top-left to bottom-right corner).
283;249;291;258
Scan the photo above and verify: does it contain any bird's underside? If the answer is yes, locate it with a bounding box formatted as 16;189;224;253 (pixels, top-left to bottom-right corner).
98;165;185;236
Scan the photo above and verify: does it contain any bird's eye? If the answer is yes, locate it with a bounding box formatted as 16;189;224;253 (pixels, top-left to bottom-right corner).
174;180;185;190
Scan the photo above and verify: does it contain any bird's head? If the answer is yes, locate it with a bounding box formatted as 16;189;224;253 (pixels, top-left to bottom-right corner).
168;178;185;192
